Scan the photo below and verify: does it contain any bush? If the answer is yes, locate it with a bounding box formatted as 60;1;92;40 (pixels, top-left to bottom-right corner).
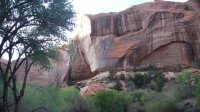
131;73;151;88
108;68;117;81
194;76;200;107
129;90;178;112
19;84;98;112
151;72;166;92
113;79;123;91
175;64;183;72
174;71;200;100
194;59;200;69
129;90;147;112
143;91;178;112
147;64;157;71
92;90;132;112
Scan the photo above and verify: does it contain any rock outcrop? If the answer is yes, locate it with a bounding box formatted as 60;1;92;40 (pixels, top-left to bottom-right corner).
77;0;200;73
80;83;108;96
14;42;95;84
14;48;70;84
14;0;200;84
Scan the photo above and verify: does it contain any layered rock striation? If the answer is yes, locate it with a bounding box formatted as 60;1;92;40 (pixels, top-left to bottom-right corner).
14;0;200;84
77;0;200;72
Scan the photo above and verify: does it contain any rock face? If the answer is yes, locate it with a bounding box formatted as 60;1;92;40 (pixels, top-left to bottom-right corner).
15;43;94;84
80;83;108;96
14;48;70;84
14;0;200;84
68;40;95;81
77;0;200;73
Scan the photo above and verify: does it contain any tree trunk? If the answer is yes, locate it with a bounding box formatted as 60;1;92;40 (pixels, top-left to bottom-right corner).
2;83;8;112
14;99;20;112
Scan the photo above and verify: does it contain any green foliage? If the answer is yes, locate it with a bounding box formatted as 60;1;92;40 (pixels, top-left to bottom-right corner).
147;64;157;71
174;71;200;107
151;72;166;92
0;79;15;111
113;79;123;91
175;71;200;99
195;80;200;107
129;90;178;112
0;0;75;111
194;59;200;69
66;40;77;57
129;71;166;92
143;91;178;112
131;73;151;88
92;90;131;112
129;90;147;112
18;84;97;112
193;75;200;107
175;64;183;72
108;68;117;81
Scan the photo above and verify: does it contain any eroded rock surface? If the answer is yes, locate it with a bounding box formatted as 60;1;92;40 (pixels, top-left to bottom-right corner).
80;83;108;96
77;0;200;72
14;0;200;84
14;48;70;84
14;42;95;84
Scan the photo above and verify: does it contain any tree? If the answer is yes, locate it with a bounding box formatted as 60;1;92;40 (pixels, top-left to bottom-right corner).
0;0;75;112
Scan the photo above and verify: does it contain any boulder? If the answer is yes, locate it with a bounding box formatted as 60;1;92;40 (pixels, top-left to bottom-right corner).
163;72;176;80
186;68;200;74
80;83;108;96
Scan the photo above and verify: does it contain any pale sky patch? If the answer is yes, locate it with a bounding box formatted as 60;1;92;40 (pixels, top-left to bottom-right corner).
72;0;188;15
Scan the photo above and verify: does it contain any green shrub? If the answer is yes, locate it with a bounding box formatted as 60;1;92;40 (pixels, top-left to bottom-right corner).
129;89;147;112
108;68;117;81
143;91;178;112
175;64;183;72
132;73;151;88
147;64;157;71
193;76;200;107
92;90;131;112
113;79;123;91
120;74;126;80
19;84;98;112
175;71;200;100
129;90;178;112
151;72;166;92
195;80;200;107
194;59;200;69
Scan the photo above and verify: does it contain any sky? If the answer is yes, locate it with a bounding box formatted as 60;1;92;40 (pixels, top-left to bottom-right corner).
72;0;188;15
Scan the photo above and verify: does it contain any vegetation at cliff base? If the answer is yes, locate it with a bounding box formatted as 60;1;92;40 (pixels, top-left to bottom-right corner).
0;70;200;112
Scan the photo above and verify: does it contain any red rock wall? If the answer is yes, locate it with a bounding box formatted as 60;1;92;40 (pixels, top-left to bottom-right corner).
14;0;200;84
77;0;200;72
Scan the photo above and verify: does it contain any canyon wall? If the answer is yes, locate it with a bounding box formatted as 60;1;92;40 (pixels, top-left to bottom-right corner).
14;0;200;84
77;0;200;72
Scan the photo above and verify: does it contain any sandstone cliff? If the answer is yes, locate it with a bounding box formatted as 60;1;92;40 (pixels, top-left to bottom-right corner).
77;0;200;72
14;0;200;84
